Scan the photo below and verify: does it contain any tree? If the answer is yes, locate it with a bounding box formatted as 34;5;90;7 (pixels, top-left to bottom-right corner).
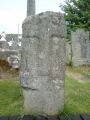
60;0;90;39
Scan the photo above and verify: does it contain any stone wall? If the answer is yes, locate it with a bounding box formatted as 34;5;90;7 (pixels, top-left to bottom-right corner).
0;49;18;60
0;49;20;69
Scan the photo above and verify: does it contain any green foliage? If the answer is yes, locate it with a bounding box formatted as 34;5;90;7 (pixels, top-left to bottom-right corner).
6;34;18;37
69;59;73;68
67;34;70;40
60;0;90;39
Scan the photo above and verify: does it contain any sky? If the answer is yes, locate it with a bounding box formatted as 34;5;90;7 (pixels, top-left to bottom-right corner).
0;0;64;34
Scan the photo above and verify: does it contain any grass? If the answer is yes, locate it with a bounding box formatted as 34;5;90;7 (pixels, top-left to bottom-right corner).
63;76;90;116
0;80;25;116
0;66;90;117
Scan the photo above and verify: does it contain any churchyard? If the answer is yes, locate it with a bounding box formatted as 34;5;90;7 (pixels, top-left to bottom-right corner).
0;0;90;119
0;29;90;119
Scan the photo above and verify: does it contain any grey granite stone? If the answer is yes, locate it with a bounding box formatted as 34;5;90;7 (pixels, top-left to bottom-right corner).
0;41;9;49
27;0;35;17
71;29;90;67
20;11;66;115
10;42;20;50
7;55;20;69
0;49;18;60
0;49;19;69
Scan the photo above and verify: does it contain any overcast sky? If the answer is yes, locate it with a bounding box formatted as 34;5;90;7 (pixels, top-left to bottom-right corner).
0;0;64;34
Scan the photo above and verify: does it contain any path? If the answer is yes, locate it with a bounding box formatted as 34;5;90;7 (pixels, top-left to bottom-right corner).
66;70;90;82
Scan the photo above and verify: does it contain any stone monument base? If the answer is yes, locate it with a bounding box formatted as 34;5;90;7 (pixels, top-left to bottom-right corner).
23;88;64;115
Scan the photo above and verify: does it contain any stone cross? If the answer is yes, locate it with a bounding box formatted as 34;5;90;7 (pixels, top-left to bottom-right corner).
21;11;66;115
27;0;35;17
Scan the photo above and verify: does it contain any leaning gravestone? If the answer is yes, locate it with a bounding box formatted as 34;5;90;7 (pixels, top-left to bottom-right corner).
71;29;90;67
20;11;66;115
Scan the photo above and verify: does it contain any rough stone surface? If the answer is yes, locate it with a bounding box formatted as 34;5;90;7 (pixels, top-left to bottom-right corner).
66;43;71;65
27;0;35;17
0;49;18;60
0;49;19;68
0;41;9;49
71;29;90;67
10;42;20;50
20;11;66;115
7;55;20;69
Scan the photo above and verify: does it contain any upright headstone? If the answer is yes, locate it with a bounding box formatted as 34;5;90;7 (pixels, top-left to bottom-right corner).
20;11;66;115
0;41;9;49
27;0;35;17
71;29;90;67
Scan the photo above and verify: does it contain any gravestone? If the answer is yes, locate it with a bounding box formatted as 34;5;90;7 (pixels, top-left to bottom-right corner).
0;41;9;49
27;0;35;17
71;29;90;67
20;11;66;115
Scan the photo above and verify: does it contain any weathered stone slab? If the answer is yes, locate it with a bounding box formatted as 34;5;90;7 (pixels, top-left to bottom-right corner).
10;42;20;50
0;41;9;49
20;11;66;115
0;49;19;69
7;55;20;69
71;29;90;67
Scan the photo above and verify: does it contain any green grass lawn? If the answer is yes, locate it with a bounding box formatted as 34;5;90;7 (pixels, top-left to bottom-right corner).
0;76;90;116
64;76;90;116
0;80;25;116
